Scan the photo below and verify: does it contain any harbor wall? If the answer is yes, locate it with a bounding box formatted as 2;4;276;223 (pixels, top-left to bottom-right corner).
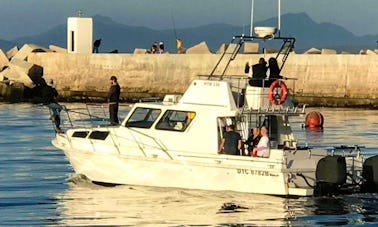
27;53;378;106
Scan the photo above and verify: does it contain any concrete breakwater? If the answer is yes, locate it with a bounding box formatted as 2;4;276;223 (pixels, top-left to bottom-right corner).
26;52;378;107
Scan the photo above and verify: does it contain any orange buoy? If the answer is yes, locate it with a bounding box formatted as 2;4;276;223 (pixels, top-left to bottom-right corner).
305;111;324;128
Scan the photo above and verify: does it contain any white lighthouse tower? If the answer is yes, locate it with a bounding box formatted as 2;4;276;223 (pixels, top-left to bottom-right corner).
67;11;93;53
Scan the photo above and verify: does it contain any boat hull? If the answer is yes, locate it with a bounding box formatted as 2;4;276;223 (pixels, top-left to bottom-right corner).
53;135;313;196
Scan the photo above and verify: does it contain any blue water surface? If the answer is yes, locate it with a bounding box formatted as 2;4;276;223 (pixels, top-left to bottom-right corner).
0;103;378;226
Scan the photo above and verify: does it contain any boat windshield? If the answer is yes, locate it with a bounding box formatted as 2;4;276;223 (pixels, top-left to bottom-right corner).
155;110;196;132
125;107;161;128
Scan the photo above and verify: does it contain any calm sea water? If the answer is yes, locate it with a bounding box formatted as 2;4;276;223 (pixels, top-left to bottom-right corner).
1;103;378;226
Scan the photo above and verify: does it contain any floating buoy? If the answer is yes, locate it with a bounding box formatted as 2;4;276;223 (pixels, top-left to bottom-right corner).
305;111;324;128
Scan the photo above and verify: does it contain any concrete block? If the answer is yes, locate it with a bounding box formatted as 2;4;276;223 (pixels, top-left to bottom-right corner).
0;66;33;88
263;48;277;54
225;43;238;54
321;49;337;55
366;49;377;55
1;81;24;102
7;58;43;88
0;49;9;70
6;46;18;59
303;47;321;54
186;41;211;54
49;45;67;53
243;42;259;54
13;44;52;61
133;48;147;54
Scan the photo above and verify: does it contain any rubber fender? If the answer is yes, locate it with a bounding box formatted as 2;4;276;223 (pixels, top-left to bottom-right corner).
316;155;346;184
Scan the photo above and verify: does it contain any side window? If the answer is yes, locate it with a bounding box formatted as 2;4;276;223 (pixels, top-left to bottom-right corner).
156;110;196;132
125;108;161;128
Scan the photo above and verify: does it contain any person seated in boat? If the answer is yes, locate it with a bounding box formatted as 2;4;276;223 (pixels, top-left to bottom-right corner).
248;57;267;87
266;57;285;86
218;124;242;155
252;126;270;158
245;127;261;156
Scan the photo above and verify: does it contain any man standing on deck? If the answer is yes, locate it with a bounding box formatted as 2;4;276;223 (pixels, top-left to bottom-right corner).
218;124;243;155
42;79;63;133
108;76;121;125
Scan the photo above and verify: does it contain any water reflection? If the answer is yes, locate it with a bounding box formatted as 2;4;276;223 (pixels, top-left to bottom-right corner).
56;176;378;226
297;194;378;226
56;175;301;226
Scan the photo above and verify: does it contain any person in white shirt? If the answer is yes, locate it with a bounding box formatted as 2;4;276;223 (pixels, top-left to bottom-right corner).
252;126;270;158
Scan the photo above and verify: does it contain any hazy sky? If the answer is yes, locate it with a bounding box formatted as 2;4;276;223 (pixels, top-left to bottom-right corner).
0;0;377;40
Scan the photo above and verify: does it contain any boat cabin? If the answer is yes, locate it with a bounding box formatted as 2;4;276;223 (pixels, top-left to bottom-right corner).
121;78;301;156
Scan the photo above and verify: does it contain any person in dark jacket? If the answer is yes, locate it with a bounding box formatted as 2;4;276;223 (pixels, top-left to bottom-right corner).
218;124;242;155
108;75;121;125
245;127;261;156
93;39;101;53
42;79;63;133
249;57;267;87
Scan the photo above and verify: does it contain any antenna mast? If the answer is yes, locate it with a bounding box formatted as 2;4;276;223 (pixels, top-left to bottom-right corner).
250;0;254;36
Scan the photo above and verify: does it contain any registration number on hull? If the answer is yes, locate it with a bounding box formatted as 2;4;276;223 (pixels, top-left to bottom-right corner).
237;169;278;177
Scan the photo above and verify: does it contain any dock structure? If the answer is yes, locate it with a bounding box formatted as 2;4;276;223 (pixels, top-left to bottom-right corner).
0;43;378;107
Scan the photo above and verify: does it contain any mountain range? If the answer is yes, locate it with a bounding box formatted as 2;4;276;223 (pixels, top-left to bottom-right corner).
1;12;377;54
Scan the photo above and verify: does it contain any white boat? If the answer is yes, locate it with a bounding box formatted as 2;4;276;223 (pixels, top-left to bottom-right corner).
51;35;377;196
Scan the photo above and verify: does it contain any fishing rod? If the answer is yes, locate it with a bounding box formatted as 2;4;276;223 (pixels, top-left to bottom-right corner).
170;10;178;40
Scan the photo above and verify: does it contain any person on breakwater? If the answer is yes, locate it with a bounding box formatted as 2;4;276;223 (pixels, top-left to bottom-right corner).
93;38;101;53
108;75;121;125
158;41;165;53
148;42;159;54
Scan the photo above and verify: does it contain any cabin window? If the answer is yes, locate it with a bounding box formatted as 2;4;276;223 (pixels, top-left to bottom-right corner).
72;131;89;138
125;107;161;128
89;131;109;140
156;110;196;132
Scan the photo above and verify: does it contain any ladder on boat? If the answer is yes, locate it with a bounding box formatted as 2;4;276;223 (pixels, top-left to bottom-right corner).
208;35;296;80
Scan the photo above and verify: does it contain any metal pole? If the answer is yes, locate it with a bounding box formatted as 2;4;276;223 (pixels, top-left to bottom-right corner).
250;0;254;36
278;0;281;36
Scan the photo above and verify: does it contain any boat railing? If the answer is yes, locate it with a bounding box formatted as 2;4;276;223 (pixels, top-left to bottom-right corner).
197;75;299;108
126;127;174;160
207;35;295;80
241;104;306;116
50;104;173;159
62;104;110;128
47;103;131;131
326;145;365;158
